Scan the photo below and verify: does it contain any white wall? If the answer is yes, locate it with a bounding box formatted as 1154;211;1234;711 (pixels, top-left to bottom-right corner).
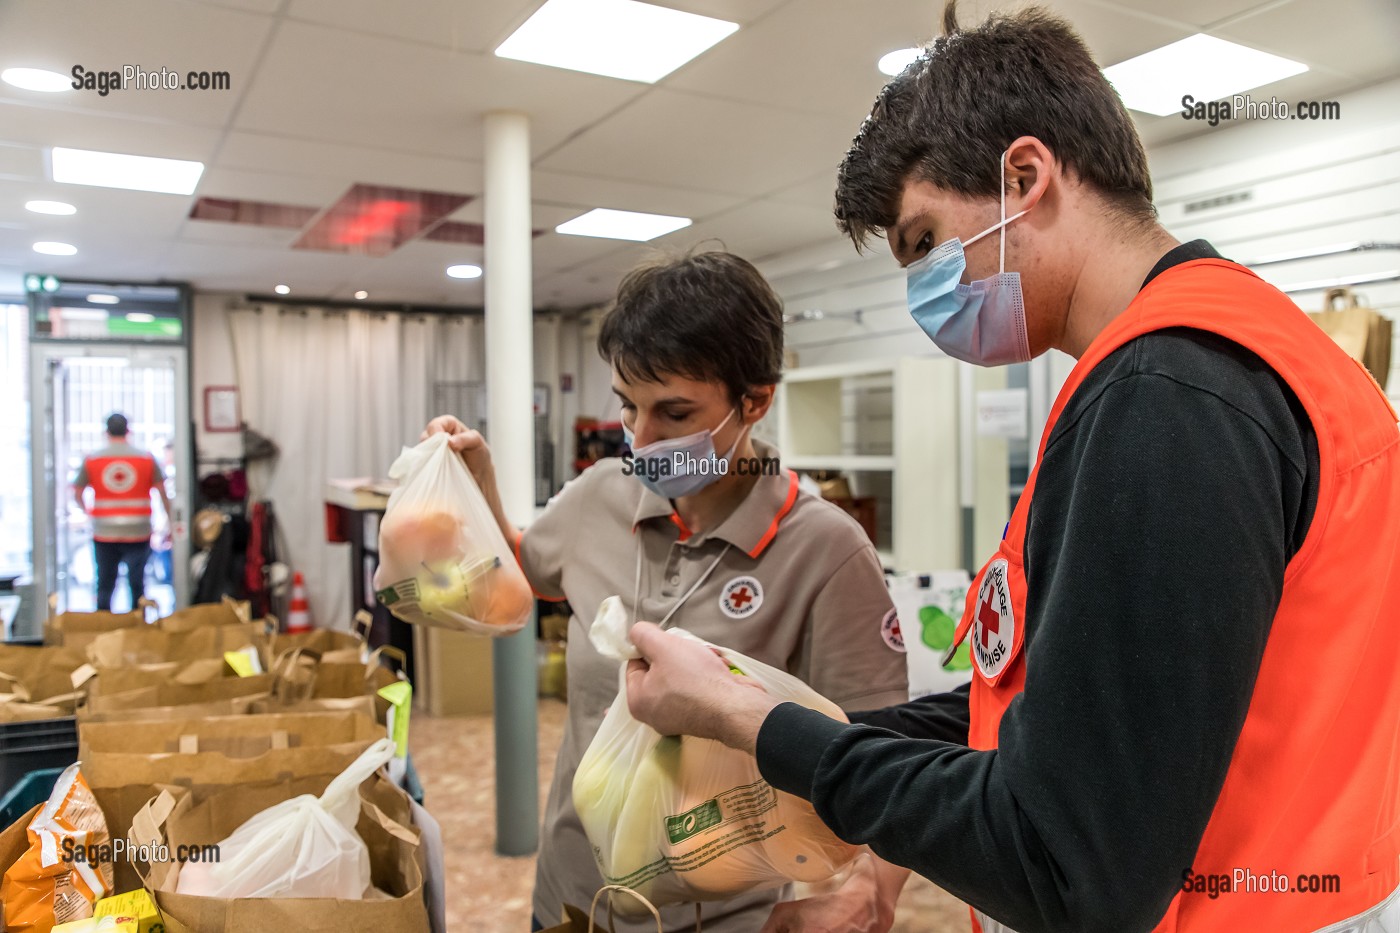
1150;77;1400;401
760;76;1400;403
191;292;244;465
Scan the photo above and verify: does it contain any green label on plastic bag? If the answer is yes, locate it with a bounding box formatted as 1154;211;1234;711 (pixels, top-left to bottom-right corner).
666;799;722;844
376;578;418;608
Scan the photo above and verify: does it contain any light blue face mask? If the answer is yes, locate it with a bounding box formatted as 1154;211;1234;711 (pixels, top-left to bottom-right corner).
622;409;744;499
905;151;1032;367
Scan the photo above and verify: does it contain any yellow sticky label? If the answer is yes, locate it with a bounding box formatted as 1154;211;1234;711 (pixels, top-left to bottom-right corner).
223;650;258;678
378;680;413;758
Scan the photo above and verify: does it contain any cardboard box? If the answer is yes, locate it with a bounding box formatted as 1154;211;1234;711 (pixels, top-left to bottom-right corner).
415;625;493;716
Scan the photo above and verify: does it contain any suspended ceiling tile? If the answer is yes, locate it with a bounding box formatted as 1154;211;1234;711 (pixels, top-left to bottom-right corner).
536;88;855;198
286;0;541;55
0;0;274;126
233;19;649;161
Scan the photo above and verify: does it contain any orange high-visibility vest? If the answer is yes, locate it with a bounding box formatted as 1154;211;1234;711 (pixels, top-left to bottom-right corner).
86;448;157;542
953;259;1400;932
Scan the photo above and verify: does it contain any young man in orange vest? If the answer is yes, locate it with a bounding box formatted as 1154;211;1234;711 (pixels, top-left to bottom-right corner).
622;4;1400;932
73;413;172;611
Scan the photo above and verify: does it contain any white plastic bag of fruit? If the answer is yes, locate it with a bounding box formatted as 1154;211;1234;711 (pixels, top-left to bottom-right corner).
373;432;533;635
573;597;860;914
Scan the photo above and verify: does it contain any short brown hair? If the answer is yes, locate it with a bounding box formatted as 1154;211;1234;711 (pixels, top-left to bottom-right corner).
834;1;1155;250
597;249;784;405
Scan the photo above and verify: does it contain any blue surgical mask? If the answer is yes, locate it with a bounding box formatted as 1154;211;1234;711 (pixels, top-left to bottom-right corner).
905;150;1032;366
623;409;744;499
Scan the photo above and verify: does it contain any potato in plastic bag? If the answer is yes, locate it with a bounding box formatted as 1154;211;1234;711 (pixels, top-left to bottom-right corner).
573;597;860;914
373;432;533;635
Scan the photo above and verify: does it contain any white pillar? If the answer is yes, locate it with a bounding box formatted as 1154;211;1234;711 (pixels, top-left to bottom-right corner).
484;110;539;857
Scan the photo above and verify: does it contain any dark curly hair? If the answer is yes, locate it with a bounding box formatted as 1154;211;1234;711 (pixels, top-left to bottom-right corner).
834;0;1155;250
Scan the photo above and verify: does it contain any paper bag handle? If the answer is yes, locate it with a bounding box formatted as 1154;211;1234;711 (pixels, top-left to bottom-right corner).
0;672;26;700
586;885;701;933
353;610;374;643
271;645;322;676
589;885;662;933
367;645;407;680
128;789;177;885
1324;286;1361;311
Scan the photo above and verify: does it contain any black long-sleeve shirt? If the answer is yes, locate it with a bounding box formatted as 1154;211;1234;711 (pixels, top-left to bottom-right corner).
756;242;1320;933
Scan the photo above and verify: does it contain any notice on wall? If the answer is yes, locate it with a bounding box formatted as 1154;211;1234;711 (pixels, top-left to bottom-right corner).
975;389;1028;439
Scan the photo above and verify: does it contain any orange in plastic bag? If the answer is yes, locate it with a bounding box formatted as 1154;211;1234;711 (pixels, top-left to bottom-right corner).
1;763;114;933
374;433;534;635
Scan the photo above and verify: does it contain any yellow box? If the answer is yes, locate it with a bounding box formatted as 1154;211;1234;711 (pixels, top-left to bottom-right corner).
94;888;162;933
52;917;138;933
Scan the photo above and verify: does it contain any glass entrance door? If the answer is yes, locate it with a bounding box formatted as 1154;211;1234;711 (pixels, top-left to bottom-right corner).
27;343;191;629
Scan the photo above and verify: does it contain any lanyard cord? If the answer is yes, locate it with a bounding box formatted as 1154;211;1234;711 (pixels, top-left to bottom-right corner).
633;535;732;629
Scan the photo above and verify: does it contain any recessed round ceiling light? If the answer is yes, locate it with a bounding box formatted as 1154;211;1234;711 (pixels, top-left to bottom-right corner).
446;264;482;280
87;294;120;305
878;48;921;77
354;290;369;300
26;199;76;215
33;241;77;256
274;284;291;295
2;68;71;92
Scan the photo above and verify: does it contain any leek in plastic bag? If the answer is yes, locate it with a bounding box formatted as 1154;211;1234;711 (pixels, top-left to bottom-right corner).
574;597;859;913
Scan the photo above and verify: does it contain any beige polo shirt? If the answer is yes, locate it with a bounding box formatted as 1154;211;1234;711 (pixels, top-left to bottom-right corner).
520;440;908;932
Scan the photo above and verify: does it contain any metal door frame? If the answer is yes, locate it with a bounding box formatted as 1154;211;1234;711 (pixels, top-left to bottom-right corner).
26;341;192;633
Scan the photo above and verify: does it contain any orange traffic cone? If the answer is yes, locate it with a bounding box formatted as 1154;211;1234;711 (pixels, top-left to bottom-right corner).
287;572;311;634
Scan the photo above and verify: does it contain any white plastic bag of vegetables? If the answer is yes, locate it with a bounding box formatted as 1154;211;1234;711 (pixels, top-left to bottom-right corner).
373;432;533;635
573;597;860;915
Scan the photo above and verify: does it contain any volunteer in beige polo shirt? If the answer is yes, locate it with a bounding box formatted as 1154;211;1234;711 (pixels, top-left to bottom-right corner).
424;249;909;933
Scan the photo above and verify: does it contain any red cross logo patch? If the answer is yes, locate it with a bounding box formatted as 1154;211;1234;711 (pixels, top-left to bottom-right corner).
101;460;137;494
719;576;763;619
971;558;1014;678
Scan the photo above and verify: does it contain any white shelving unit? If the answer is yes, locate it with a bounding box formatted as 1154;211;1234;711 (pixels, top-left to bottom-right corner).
773;357;962;572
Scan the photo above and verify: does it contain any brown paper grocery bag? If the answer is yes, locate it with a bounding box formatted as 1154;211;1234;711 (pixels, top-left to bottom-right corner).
86;621;271;668
78;709;381;785
129;771;428;932
1310;287;1393;390
0;802;43;930
157;597;252;632
84;709;380;892
82;672;276;713
0;643;90;705
43;604;148;649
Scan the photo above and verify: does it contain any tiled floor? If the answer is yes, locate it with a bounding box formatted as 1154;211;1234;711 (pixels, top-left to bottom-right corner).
409;701;969;932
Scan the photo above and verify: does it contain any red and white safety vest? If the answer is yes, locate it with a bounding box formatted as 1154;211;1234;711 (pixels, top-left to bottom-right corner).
955;259;1400;933
84;443;158;543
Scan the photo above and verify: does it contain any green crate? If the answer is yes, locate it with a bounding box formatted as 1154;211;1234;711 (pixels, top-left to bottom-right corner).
0;767;62;829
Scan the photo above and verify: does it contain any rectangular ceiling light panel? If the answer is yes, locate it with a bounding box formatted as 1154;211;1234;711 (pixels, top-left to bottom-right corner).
1104;34;1308;117
555;207;692;241
51;147;205;195
496;0;738;83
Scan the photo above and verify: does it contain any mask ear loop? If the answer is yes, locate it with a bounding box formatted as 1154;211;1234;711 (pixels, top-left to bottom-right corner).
1000;148;1009;275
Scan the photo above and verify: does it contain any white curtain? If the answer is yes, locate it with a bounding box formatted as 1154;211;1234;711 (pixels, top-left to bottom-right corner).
228;306;483;629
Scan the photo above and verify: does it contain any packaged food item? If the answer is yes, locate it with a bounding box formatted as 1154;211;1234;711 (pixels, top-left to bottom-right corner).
51;915;136;932
573;597;859;913
93;888;160;933
174;739;395;899
1;763;115;933
373;433;533;635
